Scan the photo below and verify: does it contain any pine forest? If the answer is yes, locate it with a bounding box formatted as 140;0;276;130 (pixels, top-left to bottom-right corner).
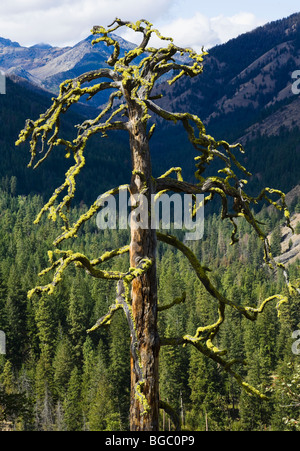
0;184;299;431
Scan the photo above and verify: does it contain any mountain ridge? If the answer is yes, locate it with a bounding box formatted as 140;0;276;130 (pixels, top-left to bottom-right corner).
0;13;299;200
0;33;136;95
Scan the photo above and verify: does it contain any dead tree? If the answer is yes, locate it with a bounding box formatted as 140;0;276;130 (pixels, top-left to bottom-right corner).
16;19;295;431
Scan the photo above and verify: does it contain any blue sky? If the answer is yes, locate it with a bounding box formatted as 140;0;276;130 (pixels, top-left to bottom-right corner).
1;0;299;48
172;0;299;22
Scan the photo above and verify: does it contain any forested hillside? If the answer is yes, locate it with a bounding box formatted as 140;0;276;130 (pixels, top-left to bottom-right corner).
0;77;131;204
151;13;300;195
1;13;300;203
0;186;299;431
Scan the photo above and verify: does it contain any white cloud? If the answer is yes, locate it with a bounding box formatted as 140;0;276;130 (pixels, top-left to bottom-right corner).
0;0;173;46
156;13;220;51
119;11;264;52
211;12;264;45
0;1;264;50
119;13;219;52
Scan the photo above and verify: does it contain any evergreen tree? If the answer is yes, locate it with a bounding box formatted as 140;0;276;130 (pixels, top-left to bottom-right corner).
159;327;185;415
86;353;121;432
109;311;130;429
188;347;227;431
271;361;300;431
0;268;7;333
67;279;89;365
53;334;74;400
35;294;56;359
63;367;83;431
5;268;28;368
35;354;55;431
270;225;282;257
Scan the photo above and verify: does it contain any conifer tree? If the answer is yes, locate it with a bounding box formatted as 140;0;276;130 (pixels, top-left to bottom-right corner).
35;294;56;359
53;334;74;399
270;224;282;257
5;268;27;368
64;367;83;431
271;361;300;431
67;281;88;364
35;353;55;431
109;311;130;428
0;268;7;333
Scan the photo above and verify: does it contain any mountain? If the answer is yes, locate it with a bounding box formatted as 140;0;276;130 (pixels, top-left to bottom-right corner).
0;37;20;48
0;34;135;99
150;12;300;195
0;75;131;203
155;13;300;123
0;13;300;203
5;66;43;87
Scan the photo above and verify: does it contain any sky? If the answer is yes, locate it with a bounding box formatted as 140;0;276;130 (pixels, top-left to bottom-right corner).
1;0;299;50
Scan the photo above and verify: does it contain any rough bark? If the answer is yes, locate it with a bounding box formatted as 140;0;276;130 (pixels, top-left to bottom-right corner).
128;107;160;431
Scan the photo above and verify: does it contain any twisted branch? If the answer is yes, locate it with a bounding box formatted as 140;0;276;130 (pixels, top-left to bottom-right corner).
157;231;289;399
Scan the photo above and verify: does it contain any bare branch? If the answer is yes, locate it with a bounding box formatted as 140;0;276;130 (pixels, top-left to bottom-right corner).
156;232;288;321
158;292;186;312
159;400;181;431
53;184;129;246
87;302;123;331
161;334;267;399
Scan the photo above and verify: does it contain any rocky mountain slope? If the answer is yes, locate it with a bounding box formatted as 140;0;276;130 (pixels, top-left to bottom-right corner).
271;185;300;265
0;13;299;206
277;212;300;265
155;13;300;126
148;13;300;198
0;34;135;96
0;13;299;266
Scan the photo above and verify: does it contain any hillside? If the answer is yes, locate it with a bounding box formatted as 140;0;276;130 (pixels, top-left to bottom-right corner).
150;13;300;195
277;212;300;265
0;13;299;203
155;13;300;122
0;34;135;101
0;76;131;203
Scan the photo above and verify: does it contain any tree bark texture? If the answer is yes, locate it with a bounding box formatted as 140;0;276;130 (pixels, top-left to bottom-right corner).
128;107;160;431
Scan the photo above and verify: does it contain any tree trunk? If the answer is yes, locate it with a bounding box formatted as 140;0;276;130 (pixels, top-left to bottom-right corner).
128;109;160;431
